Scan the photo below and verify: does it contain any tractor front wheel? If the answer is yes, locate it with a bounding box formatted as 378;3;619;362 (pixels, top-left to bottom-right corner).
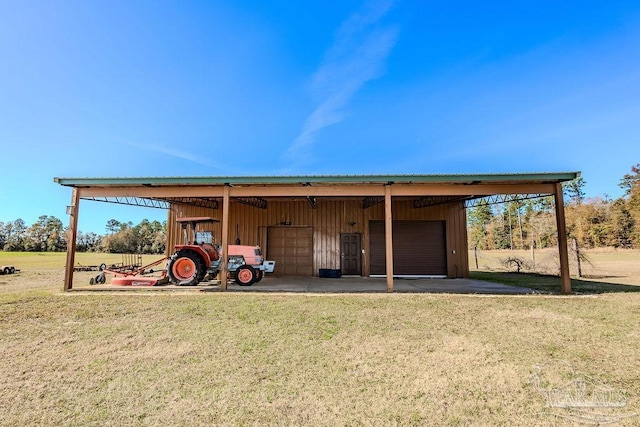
235;265;256;286
254;268;263;283
168;251;205;286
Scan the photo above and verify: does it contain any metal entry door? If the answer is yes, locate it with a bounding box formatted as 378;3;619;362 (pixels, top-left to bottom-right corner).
340;233;362;275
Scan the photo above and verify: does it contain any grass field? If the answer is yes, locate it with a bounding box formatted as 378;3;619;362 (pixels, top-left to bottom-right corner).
1;251;640;425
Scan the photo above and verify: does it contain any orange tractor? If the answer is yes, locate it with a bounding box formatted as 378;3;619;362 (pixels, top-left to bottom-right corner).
167;217;274;286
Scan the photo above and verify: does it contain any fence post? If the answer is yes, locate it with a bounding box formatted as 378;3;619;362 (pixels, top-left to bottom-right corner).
573;237;582;278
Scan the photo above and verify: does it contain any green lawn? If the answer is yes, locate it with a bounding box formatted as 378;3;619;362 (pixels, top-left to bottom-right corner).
1;251;639;425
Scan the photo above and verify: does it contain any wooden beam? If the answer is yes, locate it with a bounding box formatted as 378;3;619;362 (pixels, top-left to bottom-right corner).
78;182;557;199
63;188;80;291
385;185;394;293
554;183;571;294
79;186;225;198
220;185;230;291
389;183;556;197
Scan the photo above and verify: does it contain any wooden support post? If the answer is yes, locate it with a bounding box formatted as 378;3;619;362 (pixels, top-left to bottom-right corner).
63;188;80;291
220;185;230;291
384;185;394;292
554;183;571;294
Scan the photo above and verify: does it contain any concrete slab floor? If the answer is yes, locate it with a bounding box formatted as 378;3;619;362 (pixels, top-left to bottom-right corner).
222;276;536;294
73;276;536;294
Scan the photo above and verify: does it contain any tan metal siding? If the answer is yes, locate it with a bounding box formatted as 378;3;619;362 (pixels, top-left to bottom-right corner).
167;198;468;278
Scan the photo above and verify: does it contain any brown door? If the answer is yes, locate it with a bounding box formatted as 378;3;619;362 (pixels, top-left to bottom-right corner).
340;233;362;275
369;220;447;276
267;227;313;276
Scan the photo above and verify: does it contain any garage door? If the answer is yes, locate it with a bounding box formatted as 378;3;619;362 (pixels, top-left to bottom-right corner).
369;220;447;276
267;227;313;276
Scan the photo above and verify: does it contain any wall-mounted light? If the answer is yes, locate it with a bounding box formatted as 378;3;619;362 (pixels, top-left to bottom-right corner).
348;221;356;226
66;205;75;215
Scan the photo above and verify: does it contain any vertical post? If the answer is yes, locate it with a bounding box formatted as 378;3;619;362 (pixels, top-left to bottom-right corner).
361;204;370;277
554;183;571;294
220;185;230;291
63;188;80;291
384;185;394;292
573;237;582;278
474;246;479;269
531;238;536;269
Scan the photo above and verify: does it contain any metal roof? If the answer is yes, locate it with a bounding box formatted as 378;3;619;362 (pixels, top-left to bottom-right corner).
53;172;580;187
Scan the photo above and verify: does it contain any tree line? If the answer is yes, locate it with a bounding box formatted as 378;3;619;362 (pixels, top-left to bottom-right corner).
0;217;167;254
467;164;640;250
3;165;639;254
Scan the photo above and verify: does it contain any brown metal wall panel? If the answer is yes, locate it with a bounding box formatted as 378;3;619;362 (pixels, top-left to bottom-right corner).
167;205;221;253
369;220;447;275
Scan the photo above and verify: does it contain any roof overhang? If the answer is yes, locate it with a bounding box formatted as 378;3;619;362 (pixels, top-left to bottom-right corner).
54;172;579;188
54;172;579;210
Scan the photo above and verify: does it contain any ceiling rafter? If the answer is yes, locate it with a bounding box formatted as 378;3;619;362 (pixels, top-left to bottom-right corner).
81;196;170;209
81;196;220;210
412;196;474;209
233;197;267;209
362;196;385;209
464;193;551;208
159;197;219;209
306;196;317;209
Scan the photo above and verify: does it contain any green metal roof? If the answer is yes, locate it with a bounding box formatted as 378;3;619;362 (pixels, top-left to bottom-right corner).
54;172;580;187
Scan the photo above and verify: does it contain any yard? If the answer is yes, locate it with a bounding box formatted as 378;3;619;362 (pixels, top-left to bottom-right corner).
1;251;639;425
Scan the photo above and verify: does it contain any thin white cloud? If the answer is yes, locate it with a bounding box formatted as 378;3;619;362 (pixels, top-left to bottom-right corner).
284;0;399;169
124;141;229;172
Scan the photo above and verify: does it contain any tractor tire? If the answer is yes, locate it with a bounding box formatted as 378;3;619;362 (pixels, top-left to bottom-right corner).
254;268;263;283
196;266;208;283
167;251;205;286
3;267;9;275
9;267;15;274
235;265;256;286
96;273;106;284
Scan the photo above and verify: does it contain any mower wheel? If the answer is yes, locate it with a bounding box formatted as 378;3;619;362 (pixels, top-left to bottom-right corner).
168;251;205;286
235;265;256;286
90;277;95;285
3;267;9;275
9;267;15;274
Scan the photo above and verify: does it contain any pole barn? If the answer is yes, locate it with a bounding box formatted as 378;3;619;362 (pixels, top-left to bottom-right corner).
55;172;579;293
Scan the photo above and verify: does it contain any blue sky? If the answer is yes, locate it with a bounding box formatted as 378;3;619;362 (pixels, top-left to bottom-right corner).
1;0;639;234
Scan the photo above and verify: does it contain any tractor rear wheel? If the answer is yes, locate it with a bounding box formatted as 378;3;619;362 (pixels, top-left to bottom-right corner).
235;265;256;286
168;251;205;286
